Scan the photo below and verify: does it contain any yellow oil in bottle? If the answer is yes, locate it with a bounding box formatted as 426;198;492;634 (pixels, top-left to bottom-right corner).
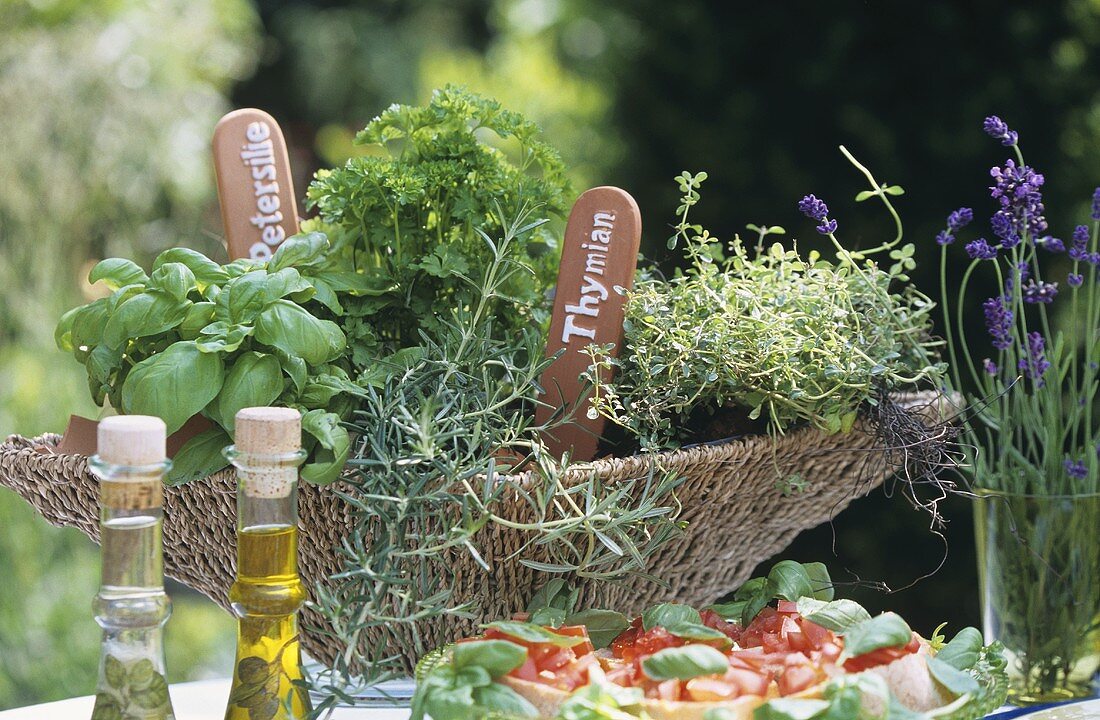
225;524;310;720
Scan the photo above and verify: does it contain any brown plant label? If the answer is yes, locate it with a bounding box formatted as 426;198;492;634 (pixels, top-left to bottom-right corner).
535;187;642;461
213;109;300;262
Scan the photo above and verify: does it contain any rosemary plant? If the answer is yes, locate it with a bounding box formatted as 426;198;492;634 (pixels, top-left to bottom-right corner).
584;152;944;450
303;208;684;712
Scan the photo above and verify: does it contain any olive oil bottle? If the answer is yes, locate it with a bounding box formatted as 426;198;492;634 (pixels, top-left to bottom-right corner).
89;415;176;720
223;407;311;720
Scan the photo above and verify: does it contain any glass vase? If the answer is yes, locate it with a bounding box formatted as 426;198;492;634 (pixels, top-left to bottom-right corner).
974;489;1100;705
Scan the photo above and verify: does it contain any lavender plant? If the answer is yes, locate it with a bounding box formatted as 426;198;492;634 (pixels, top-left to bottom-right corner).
938;117;1100;701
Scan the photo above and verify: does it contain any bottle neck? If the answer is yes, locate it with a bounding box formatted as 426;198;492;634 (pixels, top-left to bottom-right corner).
90;460;168;592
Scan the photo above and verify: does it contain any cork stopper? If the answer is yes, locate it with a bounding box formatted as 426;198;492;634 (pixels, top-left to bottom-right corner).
97;415;167;467
235;407;301;455
233;407;302;498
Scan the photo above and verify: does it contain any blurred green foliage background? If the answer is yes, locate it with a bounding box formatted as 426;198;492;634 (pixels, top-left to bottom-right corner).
4;0;1100;708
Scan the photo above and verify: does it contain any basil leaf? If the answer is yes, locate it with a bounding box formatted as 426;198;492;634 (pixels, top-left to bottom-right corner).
89;258;148;290
299;410;351;485
795;598;871;632
753;698;831;720
803;562;834;601
705;710;742;720
665;621;733;648
641;645;729;681
166;427;231;486
265;267;314;301
178;302;216;340
734;577;768;601
480;621;587;648
559;682;645;719
529;607;566;628
526;579;571;615
451;639;527;678
253;300;346;366
269;232;328;271
120;341;224;433
563;609;630;649
927;656;980;697
642;603;701;631
148;262;196;301
470;683;538;717
935;627;983;671
841;612;912;658
153;248;229;288
214;352;284;431
706;600;746;622
767;560;815;601
102;291;189;349
196;322;254;354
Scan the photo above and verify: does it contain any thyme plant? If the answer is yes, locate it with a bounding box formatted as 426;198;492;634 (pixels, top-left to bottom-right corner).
304;208;684;711
585;152;944;450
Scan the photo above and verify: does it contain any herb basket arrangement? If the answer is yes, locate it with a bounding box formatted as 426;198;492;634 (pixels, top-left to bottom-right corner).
0;88;952;695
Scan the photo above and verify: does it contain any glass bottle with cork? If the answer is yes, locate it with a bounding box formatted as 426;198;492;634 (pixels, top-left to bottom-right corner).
223;407;311;720
88;415;176;720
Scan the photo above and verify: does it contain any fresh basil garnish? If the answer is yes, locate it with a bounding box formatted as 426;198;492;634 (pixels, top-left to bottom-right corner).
934;627;983;671
641;645;729;681
796;597;872;632
840;612;912;657
481;621;587;648
642;602;701;631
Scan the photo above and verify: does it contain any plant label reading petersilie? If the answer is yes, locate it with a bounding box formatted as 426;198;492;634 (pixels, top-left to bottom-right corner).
537;186;642;461
212;108;300;261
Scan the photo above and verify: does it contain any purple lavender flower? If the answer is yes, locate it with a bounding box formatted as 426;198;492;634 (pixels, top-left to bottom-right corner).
948;207;973;233
1070;225;1090;261
1037;236;1065;253
1063;458;1088;480
991;210;1020;248
983;116;1019;146
965;238;998;259
1018;331;1051;385
1090;252;1100;266
983;358;998;375
1092;188;1100;221
989;160;1048;246
936;230;954;246
1069;272;1084;287
983;296;1014;350
1022;279;1058;304
1017;261;1031;283
798;194;837;235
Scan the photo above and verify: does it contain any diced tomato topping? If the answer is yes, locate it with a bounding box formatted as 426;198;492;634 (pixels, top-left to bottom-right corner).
610;617;643;659
604;663;637;688
614;625;685;663
700;609;743;643
777;600;800;614
724;667;771;697
653;679;682;701
800;619;831;648
842;631;921;672
778;663;819;696
511;657;538;681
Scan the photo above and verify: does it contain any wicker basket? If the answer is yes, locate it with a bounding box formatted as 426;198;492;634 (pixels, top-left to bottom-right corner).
0;392;949;670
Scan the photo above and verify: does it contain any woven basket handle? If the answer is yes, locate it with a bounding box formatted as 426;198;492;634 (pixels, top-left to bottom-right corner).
535;187;642;461
212;108;299;261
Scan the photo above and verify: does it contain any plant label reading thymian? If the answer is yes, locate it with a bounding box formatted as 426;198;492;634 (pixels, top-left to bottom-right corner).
212;109;300;261
537;186;641;460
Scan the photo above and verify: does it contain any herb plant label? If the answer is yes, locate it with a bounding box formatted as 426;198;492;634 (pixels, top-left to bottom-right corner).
536;186;641;460
213;109;299;261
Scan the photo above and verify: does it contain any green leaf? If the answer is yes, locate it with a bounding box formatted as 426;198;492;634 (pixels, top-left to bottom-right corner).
269;232;328;271
214;352;284;431
148;262;196;301
165;427;231;485
563;609;630;649
854;190;877;203
706;600;746;622
451;639;528;678
120;341;224;434
935;627;983;671
127;659;155;687
841;612;912;658
753;698;831;720
526;579;572;615
529;607;567;628
130;672;168;709
641;645;729;681
89;258;148;290
470;683;539;717
767;560;815;601
927;656;980;697
705;710;741;720
101;291;190;349
558;682;645;719
253;300;346;366
178;302;216;340
299;410;350;485
196;322;253;354
104;655;126;689
480;621;587;647
795;598;871;632
642;603;701;631
883;185;905;196
664;621;733;647
237;656;271;685
153;248;229;287
803;562;834;601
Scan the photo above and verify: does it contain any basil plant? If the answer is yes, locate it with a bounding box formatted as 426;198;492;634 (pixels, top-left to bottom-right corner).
56;233;369;485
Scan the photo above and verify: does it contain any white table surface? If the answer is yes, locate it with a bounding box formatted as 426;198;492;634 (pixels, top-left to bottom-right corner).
0;678;412;719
